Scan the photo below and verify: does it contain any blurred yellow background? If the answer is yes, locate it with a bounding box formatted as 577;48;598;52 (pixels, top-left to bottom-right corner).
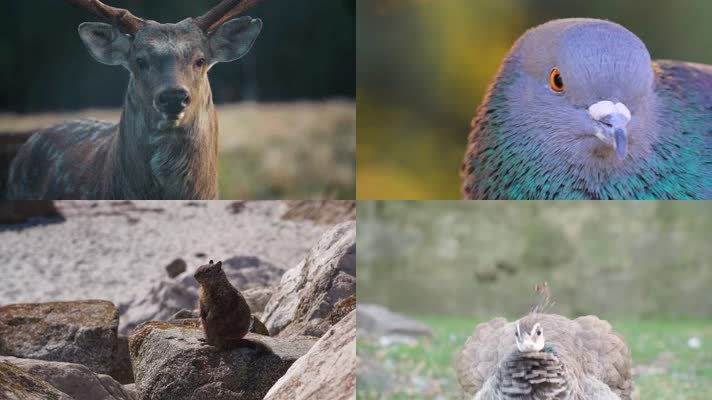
356;0;712;199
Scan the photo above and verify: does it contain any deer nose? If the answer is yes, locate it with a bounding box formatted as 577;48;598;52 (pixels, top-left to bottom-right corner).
156;88;191;115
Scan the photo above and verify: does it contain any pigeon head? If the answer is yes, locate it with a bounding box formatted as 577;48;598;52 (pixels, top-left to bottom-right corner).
194;259;224;283
505;18;658;164
515;317;545;353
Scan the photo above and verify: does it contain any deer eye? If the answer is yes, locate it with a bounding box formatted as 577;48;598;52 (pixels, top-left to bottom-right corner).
136;57;148;71
195;58;206;68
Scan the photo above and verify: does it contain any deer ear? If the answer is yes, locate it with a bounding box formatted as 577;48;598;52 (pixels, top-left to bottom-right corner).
78;22;131;67
209;17;262;64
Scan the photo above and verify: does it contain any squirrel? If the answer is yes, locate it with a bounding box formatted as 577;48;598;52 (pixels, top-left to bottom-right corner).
194;260;271;353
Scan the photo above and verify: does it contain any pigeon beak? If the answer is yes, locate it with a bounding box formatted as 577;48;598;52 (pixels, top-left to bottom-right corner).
588;101;631;161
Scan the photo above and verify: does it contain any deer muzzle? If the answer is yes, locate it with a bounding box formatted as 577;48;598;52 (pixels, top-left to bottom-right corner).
155;87;191;122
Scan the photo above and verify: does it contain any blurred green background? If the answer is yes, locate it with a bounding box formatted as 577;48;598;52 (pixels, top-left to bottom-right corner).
1;0;355;111
357;201;712;398
356;0;712;199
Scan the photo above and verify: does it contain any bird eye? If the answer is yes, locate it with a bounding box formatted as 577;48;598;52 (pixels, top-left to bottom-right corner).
136;57;148;71
195;58;206;68
549;68;564;92
537;329;542;336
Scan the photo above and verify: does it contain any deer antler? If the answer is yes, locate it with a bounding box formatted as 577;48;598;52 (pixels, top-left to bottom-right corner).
193;0;266;33
64;0;145;35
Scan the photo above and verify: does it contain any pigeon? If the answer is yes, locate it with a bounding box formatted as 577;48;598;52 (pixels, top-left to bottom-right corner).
461;18;712;199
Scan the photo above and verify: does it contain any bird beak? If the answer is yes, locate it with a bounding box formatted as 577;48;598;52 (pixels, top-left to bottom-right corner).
588;101;631;161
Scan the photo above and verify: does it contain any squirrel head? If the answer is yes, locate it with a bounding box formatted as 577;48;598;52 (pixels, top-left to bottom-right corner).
194;260;224;283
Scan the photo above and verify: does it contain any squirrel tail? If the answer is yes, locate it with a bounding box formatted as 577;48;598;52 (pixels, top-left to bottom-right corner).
227;338;273;354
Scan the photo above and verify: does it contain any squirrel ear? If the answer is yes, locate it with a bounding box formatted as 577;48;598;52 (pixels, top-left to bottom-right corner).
216;261;223;268
209;259;214;264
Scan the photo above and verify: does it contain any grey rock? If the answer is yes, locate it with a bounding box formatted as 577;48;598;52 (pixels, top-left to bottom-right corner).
122;383;139;400
327;295;356;326
281;200;355;225
263;310;356;400
0;361;72;399
128;320;316;400
119;278;198;335
171;309;198;320
110;335;134;384
357;303;432;337
165;258;187;278
227;201;247;214
0;300;120;375
0;200;63;224
221;256;287;290
263;221;356;337
0;356;132;400
242;287;274;315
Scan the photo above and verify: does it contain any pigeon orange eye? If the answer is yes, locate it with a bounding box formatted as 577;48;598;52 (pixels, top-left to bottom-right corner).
549;68;564;92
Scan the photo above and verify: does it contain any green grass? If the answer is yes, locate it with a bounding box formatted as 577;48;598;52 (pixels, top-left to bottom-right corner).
216;100;355;200
357;316;712;399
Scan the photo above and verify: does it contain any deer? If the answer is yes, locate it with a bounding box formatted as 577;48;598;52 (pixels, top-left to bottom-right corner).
6;0;265;199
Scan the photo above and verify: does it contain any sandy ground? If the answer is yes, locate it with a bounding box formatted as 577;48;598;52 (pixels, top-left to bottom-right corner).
0;201;330;307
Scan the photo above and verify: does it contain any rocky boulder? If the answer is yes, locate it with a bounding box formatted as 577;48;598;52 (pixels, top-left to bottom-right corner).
220;256;287;290
111;335;134;384
0;361;72;400
128;320;316;400
165;258;187;278
119;278;197;335
357;303;433;337
0;356;133;400
263;221;356;337
0;300;120;375
242;287;274;316
0;200;63;225
263;310;356;400
281;200;356;225
123;383;138;399
328;295;356;325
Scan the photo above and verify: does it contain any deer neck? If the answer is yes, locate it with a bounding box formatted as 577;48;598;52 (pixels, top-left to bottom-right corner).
110;78;219;199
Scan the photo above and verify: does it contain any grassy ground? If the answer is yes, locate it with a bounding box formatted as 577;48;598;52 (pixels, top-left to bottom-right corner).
216;101;355;199
357;316;712;399
0;100;355;199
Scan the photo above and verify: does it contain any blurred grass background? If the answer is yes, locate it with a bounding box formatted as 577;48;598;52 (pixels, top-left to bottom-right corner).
356;0;712;199
357;201;712;398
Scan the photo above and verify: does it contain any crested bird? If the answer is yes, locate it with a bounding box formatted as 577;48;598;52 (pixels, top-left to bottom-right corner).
461;18;712;199
455;283;633;399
